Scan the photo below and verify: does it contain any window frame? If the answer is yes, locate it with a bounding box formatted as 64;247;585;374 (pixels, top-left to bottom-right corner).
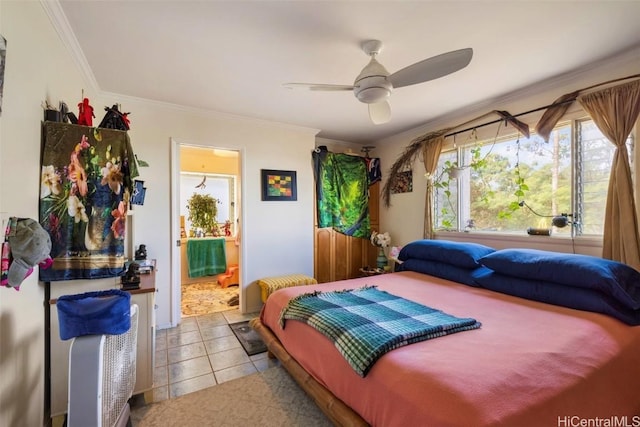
432;109;636;240
179;171;236;236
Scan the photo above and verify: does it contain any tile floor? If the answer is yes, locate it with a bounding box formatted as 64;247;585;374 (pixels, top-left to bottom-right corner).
149;309;279;402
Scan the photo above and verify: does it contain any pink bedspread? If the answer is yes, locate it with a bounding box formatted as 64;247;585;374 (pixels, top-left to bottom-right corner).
260;271;640;426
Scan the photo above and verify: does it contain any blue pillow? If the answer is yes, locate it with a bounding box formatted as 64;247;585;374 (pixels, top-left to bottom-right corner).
397;258;491;287
474;271;640;326
398;240;495;269
478;249;640;310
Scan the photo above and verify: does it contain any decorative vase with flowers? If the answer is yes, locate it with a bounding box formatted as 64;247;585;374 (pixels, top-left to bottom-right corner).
370;231;391;269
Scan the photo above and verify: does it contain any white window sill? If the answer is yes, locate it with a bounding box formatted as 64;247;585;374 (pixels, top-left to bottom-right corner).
433;230;603;255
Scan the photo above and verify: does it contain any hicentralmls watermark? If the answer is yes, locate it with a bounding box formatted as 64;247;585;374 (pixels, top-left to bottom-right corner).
558;416;640;427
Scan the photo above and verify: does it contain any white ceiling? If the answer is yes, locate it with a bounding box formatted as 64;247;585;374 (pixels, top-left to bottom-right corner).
55;1;640;144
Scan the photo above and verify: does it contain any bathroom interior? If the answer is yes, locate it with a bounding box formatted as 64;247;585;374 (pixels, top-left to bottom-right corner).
179;145;241;317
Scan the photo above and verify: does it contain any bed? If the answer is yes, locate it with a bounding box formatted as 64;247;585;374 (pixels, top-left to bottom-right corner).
251;240;640;426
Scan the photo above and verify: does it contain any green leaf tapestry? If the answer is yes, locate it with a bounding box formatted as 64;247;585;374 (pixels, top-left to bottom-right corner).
313;151;370;238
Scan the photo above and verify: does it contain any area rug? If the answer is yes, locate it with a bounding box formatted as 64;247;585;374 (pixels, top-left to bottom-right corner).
229;320;267;356
130;366;332;427
181;281;239;317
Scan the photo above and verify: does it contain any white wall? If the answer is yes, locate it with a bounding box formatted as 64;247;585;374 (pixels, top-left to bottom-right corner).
0;2;317;425
112;95;317;327
375;46;640;255
0;2;100;425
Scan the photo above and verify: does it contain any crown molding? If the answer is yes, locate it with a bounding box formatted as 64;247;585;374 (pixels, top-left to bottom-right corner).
39;2;319;138
316;137;361;147
100;91;320;137
40;0;100;93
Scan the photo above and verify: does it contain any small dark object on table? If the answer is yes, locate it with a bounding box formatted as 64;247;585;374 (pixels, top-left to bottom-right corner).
121;262;141;289
135;244;147;260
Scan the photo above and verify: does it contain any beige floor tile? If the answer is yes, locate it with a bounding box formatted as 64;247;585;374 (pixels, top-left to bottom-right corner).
155;349;168;367
249;351;268;362
214;362;257;384
195;312;227;328
151;385;169;403
146;311;273;405
223;310;260;324
168;356;213;383
167;342;207;364
153;366;168;387
204;335;242;354
169;373;217;399
166;318;199;336
155;333;167;351
208;347;251;371
253;356;279;372
167;330;203;348
199;324;233;341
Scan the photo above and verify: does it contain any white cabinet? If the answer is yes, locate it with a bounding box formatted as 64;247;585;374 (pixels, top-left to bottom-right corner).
129;284;156;395
49;271;156;418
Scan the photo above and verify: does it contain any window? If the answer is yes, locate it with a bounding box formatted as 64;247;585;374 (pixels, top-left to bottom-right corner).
180;172;236;236
434;151;459;230
433;118;634;236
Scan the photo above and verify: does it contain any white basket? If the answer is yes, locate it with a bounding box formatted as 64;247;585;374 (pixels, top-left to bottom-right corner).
67;304;138;427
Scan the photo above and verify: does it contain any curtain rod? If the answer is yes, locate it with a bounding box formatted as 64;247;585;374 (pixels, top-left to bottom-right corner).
444;98;575;139
445;73;640;139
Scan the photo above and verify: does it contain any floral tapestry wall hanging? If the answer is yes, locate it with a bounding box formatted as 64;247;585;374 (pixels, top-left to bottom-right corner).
39;122;138;281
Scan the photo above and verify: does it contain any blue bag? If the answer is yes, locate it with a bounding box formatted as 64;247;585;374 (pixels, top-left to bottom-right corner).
57;289;131;340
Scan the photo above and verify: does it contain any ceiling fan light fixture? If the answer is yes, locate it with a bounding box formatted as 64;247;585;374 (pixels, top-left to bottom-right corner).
355;84;391;104
354;56;392;104
368;101;391;125
354;76;392;103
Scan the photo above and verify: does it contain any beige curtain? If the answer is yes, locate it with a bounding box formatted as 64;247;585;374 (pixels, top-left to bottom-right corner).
422;136;444;239
578;80;640;270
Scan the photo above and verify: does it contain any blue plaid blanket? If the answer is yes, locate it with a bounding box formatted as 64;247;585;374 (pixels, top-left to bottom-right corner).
279;286;481;377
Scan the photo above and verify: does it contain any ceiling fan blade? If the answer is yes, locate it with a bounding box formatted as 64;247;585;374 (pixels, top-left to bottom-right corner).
369;101;391;125
389;48;473;89
283;83;354;91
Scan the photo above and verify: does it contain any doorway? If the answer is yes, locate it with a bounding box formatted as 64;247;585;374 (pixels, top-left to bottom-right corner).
170;142;242;325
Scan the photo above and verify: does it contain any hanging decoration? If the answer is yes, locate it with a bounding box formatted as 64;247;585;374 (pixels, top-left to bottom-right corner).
383;128;450;207
390;170;413;194
39;122;138;281
130;180;146;206
313;149;371;238
77;97;95;126
99;104;131;130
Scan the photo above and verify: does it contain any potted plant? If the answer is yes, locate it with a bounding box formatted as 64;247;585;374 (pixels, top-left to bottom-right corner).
186;193;219;237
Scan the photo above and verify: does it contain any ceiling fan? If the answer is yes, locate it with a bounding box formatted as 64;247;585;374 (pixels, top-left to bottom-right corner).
284;40;473;125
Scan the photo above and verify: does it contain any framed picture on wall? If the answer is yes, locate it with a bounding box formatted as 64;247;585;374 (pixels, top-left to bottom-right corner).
261;169;297;201
391;170;413;194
